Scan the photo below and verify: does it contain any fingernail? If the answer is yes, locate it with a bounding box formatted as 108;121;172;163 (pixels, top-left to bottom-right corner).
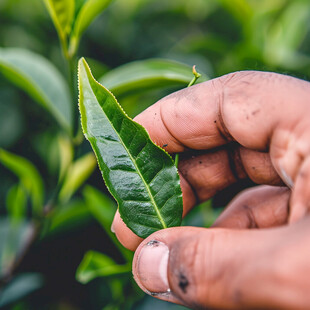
136;240;170;294
111;223;115;233
279;165;294;188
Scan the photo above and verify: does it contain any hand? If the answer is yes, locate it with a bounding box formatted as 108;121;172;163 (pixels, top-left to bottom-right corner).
113;71;310;308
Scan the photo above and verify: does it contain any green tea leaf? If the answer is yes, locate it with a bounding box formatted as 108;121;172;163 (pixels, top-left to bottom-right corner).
48;199;91;235
78;58;183;238
0;149;44;215
59;152;97;203
57;134;74;182
83;185;132;260
44;0;75;40
6;183;27;222
0;48;72;133
76;251;130;284
69;0;113;55
99;58;208;97
83;185;115;232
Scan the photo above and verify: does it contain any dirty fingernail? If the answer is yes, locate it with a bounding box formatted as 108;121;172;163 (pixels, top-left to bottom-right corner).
136;240;170;293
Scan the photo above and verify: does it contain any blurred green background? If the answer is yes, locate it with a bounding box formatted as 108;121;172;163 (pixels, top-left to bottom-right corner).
0;0;310;309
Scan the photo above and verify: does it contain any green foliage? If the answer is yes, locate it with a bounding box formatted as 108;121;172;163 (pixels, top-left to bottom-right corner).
44;0;75;43
0;0;310;308
0;273;44;307
83;185;115;236
69;0;114;55
6;183;27;222
58;152;96;203
0;48;72;133
47;199;92;235
78;58;183;238
0;218;34;278
0;149;44;216
76;250;131;284
99;58;208;97
82;185;132;260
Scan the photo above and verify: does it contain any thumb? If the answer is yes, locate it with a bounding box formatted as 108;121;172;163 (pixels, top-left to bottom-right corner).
132;226;290;309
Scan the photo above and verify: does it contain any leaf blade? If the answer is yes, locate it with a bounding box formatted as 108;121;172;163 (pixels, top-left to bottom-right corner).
0;48;72;133
44;0;75;40
99;58;208;97
76;250;130;284
78;58;183;238
69;0;113;55
58;152;97;203
0;149;44;215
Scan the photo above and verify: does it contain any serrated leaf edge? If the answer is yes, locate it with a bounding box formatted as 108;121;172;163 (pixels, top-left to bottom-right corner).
78;58;182;232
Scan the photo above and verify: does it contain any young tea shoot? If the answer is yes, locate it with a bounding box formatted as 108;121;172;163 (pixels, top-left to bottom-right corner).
78;58;183;238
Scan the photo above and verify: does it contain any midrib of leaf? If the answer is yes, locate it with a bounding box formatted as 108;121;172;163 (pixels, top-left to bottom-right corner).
84;64;167;230
95;100;167;230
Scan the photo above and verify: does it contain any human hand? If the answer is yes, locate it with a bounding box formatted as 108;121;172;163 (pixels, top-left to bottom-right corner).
112;71;310;308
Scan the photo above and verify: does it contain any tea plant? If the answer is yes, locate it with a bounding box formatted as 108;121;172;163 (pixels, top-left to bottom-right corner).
0;0;207;308
1;0;308;308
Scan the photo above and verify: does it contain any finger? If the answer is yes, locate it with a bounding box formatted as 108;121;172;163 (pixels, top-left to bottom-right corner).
178;146;282;202
112;148;283;251
135;71;310;153
111;211;143;251
213;185;290;229
115;72;310;250
289;156;310;223
135;71;310;221
133;220;310;309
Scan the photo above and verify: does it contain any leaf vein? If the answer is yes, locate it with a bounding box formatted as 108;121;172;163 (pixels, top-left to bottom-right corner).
94;97;167;229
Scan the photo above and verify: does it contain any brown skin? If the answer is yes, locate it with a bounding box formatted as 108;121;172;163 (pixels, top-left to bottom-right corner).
112;71;310;309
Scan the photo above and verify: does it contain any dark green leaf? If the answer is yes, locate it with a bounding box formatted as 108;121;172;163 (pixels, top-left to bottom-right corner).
0;149;44;215
6;183;27;222
83;185;115;231
99;58;208;97
83;185;132;260
0;48;72;132
47;199;92;235
78;58;183;238
59;152;96;203
76;251;130;284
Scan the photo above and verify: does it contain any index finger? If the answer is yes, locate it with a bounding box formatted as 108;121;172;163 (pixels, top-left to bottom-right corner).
134;71;310;156
113;71;310;250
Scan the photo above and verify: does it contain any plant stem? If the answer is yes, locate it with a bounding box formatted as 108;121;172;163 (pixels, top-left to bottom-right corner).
174;153;179;168
187;65;201;87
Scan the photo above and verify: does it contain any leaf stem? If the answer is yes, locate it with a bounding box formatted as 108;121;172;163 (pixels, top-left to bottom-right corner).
187;65;201;87
174;153;179;168
59;33;70;61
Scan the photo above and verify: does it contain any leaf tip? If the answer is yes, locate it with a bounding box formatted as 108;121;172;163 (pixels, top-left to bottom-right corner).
78;57;88;75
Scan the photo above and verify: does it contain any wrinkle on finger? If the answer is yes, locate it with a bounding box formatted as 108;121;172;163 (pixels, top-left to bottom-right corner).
213;185;291;229
135;79;228;153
